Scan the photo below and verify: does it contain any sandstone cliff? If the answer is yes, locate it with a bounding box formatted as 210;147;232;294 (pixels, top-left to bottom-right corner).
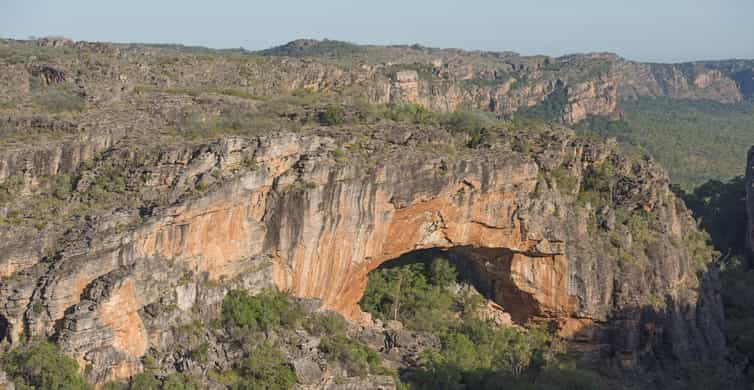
0;124;725;386
0;38;737;388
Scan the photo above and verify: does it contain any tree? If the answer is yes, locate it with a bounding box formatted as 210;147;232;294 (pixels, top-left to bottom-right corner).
318;105;345;126
235;344;296;389
675;177;747;257
2;342;92;390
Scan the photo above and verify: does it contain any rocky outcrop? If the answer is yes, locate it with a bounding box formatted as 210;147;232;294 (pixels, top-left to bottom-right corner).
380;70;617;125
563;77;617;124
2;39;749;133
0;126;725;385
0;41;750;133
0;38;739;387
615;62;744;103
0;123;123;190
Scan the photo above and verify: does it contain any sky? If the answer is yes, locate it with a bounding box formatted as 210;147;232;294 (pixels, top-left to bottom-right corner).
1;0;753;63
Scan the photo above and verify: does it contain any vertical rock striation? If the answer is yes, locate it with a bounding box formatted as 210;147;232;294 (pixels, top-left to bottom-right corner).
0;128;726;384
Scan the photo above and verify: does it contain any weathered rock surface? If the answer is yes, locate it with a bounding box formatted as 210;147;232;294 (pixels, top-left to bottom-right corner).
0;38;739;388
615;61;744;103
2;39;750;134
0;125;725;386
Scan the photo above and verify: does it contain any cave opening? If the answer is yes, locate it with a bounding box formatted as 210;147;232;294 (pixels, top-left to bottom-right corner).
358;246;542;327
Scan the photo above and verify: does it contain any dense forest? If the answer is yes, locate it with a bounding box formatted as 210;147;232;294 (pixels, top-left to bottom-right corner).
677;177;754;384
575;98;754;190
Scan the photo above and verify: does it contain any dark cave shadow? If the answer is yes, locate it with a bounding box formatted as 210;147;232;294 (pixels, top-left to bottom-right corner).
564;261;734;390
379;253;736;389
370;246;541;325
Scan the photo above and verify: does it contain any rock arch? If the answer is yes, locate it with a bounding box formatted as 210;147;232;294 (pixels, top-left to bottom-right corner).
359;246;562;326
262;173;575;323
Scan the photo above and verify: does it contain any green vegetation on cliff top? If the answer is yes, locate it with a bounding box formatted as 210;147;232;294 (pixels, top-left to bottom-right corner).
576;97;754;189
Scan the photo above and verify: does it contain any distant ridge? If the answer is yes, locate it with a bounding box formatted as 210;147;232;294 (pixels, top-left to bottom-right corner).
256;39;366;57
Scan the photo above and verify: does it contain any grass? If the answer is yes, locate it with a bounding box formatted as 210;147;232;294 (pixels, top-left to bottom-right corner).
133;85;263;100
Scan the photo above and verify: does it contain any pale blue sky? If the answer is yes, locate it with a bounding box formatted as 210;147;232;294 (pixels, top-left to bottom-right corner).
1;0;753;63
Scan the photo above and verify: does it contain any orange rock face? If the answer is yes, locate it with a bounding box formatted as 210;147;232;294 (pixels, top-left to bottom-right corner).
563;78;618;125
100;279;147;358
3;132;717;383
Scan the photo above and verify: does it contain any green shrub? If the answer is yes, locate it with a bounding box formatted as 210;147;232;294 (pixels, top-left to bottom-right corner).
352;98;380;123
577;163;616;207
382;103;436;125
161;373;199;390
104;372;199;390
52;173;74;200
440;110;501;148
235;344;296;389
683;229;719;271
535;363;606;390
319;105;345;126
441;111;483;133
320;335;382;377
550;166;578;194
581;163;615;193
515;87;568;123
222;289;304;333
2;342;92;390
0;175;23;205
625;210;653;244
303;311;347;336
190;342;210;364
102;382;127;390
142;354;157;368
173;319;204;347
413;320;563;389
512;138;531;153
130;373;162;389
208;369;241;386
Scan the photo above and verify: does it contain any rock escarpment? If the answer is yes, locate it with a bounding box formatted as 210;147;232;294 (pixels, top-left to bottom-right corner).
0;38;739;387
2;38;750;136
0;125;725;385
615;61;744;103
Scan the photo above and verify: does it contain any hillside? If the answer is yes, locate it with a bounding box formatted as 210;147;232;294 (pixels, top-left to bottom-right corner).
0;37;750;389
